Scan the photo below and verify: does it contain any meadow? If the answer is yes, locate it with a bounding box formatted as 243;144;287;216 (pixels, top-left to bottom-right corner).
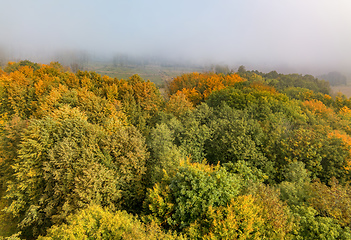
85;62;206;87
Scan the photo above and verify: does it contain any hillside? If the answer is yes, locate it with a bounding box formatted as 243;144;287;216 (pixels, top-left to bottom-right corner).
1;61;351;239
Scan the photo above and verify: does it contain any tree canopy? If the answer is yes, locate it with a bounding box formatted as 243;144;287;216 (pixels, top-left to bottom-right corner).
1;61;351;239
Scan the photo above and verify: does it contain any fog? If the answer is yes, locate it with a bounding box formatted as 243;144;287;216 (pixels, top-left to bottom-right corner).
1;0;351;75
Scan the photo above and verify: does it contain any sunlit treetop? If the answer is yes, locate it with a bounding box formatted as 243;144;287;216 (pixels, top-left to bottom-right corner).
168;72;245;105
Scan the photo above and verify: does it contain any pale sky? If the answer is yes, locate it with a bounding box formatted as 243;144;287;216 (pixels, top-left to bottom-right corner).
1;0;351;73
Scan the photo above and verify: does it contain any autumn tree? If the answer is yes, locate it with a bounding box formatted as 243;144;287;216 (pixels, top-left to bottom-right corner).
165;91;194;118
4;107;148;238
39;205;183;240
4;60;40;73
116;74;164;133
167;72;244;105
309;178;351;229
187;195;265;239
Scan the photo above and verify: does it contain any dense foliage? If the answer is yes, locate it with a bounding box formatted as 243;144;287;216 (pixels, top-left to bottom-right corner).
39;205;183;240
1;61;351;239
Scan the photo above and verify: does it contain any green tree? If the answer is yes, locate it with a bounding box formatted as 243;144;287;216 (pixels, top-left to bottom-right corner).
205;104;268;172
292;206;351;240
177;107;212;163
144;161;242;232
279;161;312;206
146;123;182;185
149;103;213;164
237;65;246;73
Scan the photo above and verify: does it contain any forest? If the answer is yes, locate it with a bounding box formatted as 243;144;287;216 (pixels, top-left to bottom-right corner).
0;60;351;239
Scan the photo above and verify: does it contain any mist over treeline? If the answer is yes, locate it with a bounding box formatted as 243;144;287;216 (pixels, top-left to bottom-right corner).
0;48;202;69
0;47;349;80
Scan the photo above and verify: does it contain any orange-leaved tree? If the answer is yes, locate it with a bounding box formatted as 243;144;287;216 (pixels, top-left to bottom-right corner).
167;72;244;105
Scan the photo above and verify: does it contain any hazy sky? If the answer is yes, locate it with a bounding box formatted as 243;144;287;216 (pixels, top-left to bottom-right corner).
1;0;351;73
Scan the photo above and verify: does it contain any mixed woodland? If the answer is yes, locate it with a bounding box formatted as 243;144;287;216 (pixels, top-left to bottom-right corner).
0;61;351;239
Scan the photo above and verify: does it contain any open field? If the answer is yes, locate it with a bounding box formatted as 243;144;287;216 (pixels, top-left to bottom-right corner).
331;85;351;98
86;63;205;87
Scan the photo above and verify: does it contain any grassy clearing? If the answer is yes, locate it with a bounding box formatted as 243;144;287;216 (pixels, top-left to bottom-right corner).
331;85;351;98
86;63;205;87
